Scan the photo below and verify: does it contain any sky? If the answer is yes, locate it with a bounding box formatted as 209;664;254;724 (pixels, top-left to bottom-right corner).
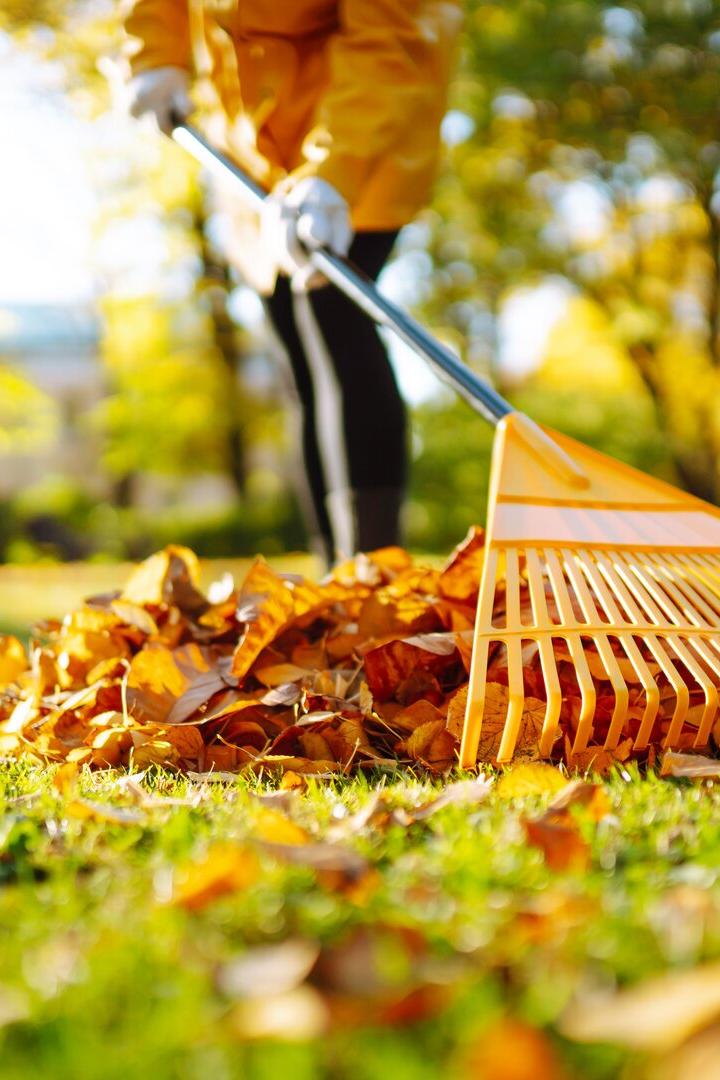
0;32;97;306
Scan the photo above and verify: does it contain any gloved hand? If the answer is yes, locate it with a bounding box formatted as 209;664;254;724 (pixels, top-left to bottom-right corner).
262;177;353;285
127;66;192;135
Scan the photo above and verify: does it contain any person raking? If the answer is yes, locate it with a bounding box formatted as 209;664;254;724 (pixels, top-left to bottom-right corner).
124;0;462;566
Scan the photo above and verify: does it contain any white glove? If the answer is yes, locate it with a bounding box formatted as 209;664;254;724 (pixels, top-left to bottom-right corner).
127;66;192;135
262;177;353;284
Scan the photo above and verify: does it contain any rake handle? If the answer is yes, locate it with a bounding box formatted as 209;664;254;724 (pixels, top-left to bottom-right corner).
172;123;512;425
171;123;589;488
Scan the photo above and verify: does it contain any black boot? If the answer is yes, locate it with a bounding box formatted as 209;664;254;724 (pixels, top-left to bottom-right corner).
325;486;404;560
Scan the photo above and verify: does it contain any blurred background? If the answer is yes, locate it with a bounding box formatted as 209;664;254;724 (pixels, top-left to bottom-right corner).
0;0;718;570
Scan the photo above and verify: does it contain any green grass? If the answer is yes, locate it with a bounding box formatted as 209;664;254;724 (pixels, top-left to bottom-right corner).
0;761;718;1079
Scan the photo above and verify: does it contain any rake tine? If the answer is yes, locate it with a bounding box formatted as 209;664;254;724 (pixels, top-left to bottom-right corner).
563;550;629;751
651;554;720;628
461;547;500;767
544;550;596;753
574;553;660;747
525;549;562;756
596;551;690;745
496;548;526;762
614;554;718;742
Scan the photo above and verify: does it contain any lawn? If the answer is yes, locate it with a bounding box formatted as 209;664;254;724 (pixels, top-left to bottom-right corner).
1;761;719;1079
2;557;720;1079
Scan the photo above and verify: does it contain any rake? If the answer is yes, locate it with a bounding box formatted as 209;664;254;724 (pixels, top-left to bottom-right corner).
172;123;720;766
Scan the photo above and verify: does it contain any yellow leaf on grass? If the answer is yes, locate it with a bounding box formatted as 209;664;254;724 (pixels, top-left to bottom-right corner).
169;844;259;911
52;762;79;796
460;1016;568;1079
253;807;310;846
497;764;567;799
132;739;180;769
65;799;146;825
560;961;720;1052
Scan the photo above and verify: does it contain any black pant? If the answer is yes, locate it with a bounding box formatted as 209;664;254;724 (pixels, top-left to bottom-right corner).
265;231;406;560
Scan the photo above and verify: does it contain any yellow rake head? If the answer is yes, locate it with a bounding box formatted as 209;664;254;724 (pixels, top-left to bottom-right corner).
460;413;720;766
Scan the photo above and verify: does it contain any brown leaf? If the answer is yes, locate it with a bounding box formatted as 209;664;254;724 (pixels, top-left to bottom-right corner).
475;683;548;763
547;779;612;820
401;721;457;770
364;636;460;702
523;815;591;872
52;762;79;796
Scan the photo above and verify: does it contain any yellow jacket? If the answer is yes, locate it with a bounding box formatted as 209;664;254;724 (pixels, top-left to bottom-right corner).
124;0;462;232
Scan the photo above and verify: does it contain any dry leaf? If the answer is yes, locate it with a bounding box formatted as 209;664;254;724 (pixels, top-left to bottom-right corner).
0;636;27;687
412;776;493;819
661;751;720;779
497;764;568;799
459;1016;568;1080
168;844;259;911
252;807;310;846
523;816;591;873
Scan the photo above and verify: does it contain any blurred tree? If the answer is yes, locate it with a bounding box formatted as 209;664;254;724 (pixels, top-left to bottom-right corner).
2;0;256;509
428;0;720;500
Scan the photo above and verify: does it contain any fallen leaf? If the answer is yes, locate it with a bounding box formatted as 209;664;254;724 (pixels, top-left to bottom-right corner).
252;807;310;846
64;799;146;825
523;815;591;873
168;844;259;911
52;762;79;796
661;751;720;779
412;776;493;819
497;764;568;799
459;1016;568;1080
0;636;27;687
560;962;720;1052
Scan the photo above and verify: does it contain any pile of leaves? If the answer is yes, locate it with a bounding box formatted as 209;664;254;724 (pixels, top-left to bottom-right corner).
0;530;717;776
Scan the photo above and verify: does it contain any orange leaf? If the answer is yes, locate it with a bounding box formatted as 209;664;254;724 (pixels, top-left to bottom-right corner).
232;560;296;681
460;1016;568;1080
437;525;485;602
253;807;310;846
524;816;591;873
121;545;206;614
168;844;259;911
0;635;27;687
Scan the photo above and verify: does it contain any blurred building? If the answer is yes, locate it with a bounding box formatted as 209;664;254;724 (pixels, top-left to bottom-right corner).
0;301;105;496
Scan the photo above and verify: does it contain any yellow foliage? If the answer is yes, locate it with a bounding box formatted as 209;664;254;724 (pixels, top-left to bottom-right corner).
537;297;645;393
